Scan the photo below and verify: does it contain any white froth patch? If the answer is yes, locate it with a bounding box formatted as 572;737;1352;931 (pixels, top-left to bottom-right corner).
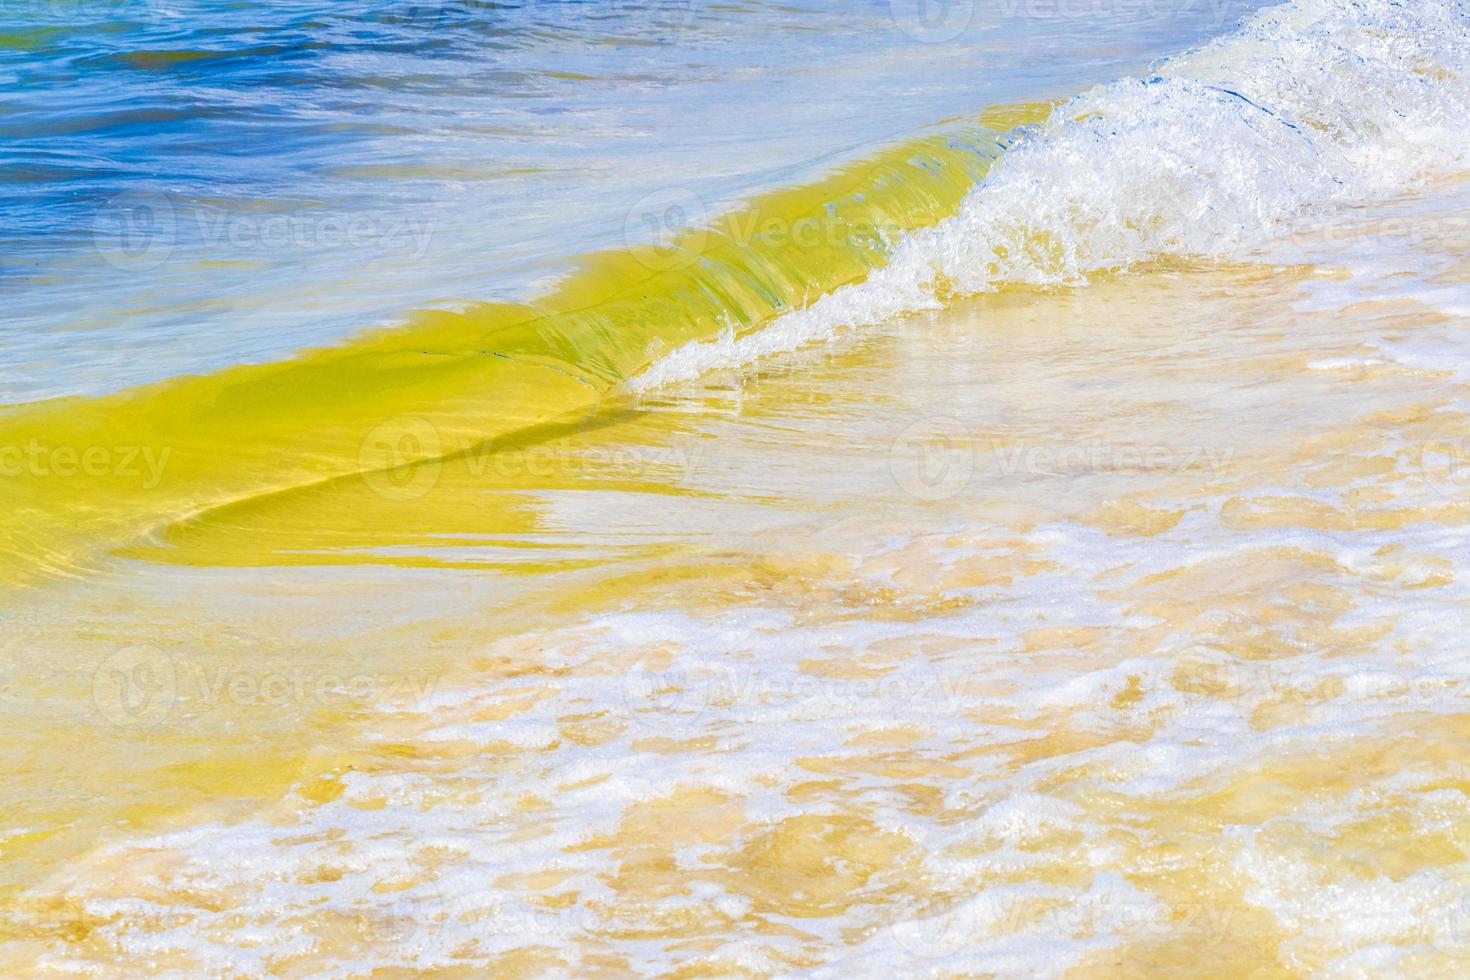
18;464;1470;974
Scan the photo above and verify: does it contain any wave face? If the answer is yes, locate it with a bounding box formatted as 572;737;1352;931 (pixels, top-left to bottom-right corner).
0;127;1014;585
6;0;1468;583
2;0;1252;403
630;0;1470;389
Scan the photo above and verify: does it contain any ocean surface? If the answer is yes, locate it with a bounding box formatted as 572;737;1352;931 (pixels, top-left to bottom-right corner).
2;0;1267;402
4;0;1470;975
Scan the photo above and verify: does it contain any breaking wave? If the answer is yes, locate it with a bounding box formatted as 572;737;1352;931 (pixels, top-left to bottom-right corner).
629;0;1470;389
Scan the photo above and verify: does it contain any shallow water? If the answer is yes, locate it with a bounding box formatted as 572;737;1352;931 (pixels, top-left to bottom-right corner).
4;0;1470;976
8;179;1470;975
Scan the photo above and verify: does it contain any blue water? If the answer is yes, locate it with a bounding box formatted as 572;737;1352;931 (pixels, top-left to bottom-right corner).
1;0;1269;402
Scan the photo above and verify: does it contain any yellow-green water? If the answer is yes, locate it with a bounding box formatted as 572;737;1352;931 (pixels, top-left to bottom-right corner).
6;0;1470;975
0;118;1033;588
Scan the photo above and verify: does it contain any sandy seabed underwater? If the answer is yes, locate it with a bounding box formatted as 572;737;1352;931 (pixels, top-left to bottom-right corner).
6;0;1470;976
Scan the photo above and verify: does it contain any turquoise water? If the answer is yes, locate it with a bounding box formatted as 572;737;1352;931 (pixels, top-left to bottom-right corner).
1;0;1267;401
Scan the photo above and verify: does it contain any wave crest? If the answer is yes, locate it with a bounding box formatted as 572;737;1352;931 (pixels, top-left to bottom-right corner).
630;0;1470;390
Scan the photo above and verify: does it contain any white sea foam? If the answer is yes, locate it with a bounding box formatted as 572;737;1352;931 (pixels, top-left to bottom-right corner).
629;0;1470;390
34;483;1470;972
